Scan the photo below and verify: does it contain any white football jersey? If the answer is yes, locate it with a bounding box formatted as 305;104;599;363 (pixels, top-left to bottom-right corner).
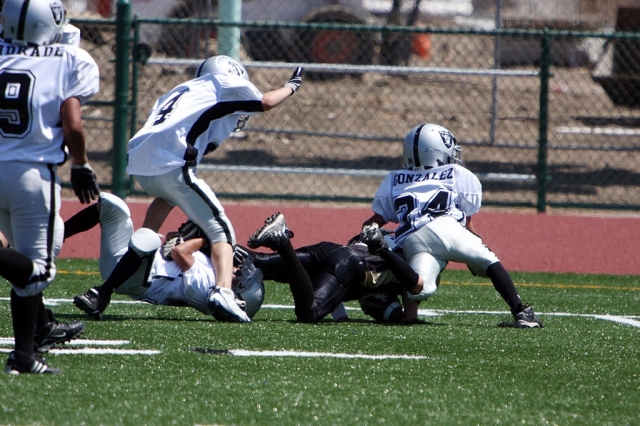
126;72;264;176
372;164;482;246
140;250;217;315
0;40;99;163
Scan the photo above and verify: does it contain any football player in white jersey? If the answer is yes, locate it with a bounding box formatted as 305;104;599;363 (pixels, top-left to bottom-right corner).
74;55;302;324
362;123;543;328
0;0;100;374
68;193;265;320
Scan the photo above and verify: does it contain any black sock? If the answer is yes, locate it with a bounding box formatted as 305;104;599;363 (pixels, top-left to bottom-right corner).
0;247;34;287
36;303;53;329
486;262;522;312
276;241;314;315
11;290;41;356
99;248;143;296
64;203;100;240
253;252;289;282
379;249;419;289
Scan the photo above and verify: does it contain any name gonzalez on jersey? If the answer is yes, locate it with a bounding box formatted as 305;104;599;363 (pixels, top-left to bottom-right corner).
393;166;454;185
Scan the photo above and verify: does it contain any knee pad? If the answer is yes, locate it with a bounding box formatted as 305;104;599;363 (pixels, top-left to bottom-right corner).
129;228;161;256
406;278;438;301
99;192;131;219
11;260;53;297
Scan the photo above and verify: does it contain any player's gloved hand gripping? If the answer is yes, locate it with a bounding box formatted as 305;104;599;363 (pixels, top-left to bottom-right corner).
284;67;303;94
71;163;99;204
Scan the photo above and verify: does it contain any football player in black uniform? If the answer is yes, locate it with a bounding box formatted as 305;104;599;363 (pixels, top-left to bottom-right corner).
245;213;422;324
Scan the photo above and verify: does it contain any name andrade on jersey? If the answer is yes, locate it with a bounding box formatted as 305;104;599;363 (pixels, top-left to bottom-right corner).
0;45;65;57
394;167;453;186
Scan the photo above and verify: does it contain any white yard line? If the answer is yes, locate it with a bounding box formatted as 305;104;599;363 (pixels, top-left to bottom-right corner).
0;348;160;355
0;303;637;360
3;299;639;327
0;338;130;346
592;315;640;328
227;349;428;360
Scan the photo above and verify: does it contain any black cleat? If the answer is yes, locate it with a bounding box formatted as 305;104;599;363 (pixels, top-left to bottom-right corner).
35;320;85;353
513;305;543;328
247;213;294;251
5;350;61;375
73;287;110;320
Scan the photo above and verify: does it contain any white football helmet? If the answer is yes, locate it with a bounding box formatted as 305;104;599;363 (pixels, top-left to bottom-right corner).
403;123;462;170
232;256;265;319
195;55;250;81
195;55;251;132
1;0;67;46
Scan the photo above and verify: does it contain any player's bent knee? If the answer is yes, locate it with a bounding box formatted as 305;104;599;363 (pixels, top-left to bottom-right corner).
12;278;52;297
99;192;131;218
129;228;161;256
11;258;55;297
406;279;438;301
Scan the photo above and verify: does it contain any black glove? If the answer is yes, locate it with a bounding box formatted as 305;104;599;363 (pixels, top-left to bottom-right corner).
233;245;251;267
71;164;99;204
161;235;184;261
284;67;303;94
360;223;389;256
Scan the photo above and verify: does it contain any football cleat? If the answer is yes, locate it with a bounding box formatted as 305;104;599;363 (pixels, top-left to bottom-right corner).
73;287;111;320
512;305;543;328
360;223;389;256
35;320;85;353
207;287;251;323
5;350;61;375
247;212;294;251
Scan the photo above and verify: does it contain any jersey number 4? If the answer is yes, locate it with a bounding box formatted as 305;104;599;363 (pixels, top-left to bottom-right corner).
152;88;188;126
0;70;34;138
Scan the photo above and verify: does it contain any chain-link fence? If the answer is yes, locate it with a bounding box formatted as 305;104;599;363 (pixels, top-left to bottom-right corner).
65;0;640;211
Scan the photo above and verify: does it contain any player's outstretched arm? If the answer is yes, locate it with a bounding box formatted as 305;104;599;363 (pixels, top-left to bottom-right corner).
62;97;99;204
261;67;303;111
362;213;386;228
170;238;206;271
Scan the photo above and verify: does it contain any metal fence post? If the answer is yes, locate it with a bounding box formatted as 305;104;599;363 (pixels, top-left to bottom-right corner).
219;0;242;60
112;0;132;198
536;28;551;213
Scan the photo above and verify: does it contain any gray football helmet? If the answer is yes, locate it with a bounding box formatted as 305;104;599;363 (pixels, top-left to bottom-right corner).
403;123;462;170
195;55;250;81
232;256;265;319
1;0;67;46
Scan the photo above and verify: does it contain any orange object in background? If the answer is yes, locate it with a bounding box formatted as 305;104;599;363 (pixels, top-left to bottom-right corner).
412;33;431;60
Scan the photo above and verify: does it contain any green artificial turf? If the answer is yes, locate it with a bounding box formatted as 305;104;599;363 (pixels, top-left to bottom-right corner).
0;259;638;425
